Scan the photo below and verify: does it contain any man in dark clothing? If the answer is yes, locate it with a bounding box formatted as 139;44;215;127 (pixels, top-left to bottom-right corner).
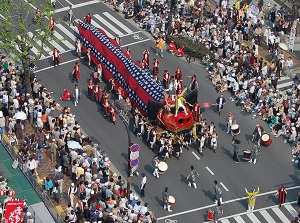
232;138;240;163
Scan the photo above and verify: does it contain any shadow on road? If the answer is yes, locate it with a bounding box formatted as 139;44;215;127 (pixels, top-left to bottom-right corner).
218;123;226;132
202;189;215;201
221;146;232;160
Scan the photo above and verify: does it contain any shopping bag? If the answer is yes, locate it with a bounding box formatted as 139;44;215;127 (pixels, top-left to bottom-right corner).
207;210;215;221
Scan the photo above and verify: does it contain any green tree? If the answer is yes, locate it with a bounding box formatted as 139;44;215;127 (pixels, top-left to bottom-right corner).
0;0;60;91
282;0;300;19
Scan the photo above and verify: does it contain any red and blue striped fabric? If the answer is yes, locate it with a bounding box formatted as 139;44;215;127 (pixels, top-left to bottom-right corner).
78;22;164;116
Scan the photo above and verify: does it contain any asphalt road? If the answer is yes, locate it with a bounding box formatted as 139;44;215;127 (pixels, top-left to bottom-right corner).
23;0;300;221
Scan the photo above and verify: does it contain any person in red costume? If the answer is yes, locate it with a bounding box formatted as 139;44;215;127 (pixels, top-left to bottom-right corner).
60;89;71;101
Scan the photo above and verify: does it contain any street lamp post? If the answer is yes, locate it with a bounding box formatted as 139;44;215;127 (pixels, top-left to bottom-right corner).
117;109;132;200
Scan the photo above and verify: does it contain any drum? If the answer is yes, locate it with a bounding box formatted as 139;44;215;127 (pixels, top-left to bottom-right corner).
158;161;168;174
261;133;272;147
168;195;175;207
231;124;240;135
243;150;252;160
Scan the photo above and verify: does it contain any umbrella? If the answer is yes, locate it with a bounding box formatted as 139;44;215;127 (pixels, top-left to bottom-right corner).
226;77;236;82
279;43;288;51
49;109;61;118
14;111;27;120
67;140;81;149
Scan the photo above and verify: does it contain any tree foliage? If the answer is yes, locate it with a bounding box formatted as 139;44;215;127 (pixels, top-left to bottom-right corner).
0;0;60;88
282;0;300;18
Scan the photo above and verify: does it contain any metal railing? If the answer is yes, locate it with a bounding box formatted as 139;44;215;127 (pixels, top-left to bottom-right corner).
1;133;65;223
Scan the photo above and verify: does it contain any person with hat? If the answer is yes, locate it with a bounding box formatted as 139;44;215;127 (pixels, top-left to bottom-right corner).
140;173;147;197
275;185;288;207
162;187;172;212
245;186;259;212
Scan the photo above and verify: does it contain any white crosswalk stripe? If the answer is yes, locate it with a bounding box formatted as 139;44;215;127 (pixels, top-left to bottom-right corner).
218;203;298;223
27;12;134;59
277;76;294;91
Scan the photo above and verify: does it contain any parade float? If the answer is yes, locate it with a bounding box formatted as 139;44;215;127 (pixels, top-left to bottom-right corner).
78;22;197;133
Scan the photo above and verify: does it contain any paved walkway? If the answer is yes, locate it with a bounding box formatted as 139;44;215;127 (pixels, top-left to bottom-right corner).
0;144;55;223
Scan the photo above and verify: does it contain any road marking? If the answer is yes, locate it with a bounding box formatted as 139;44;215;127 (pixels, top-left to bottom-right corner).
272;207;290;222
34;58;79;73
28;32;51;55
56;24;78;42
259;210;276;223
121;39;150;48
164;220;177;223
55;0;100;13
0;14;5;19
94;14;124;36
120;31;141;37
220;182;229;192
220;219;230;223
205;167;214;175
191;151;200;160
233;216;246;223
246;212;261;222
103;12;133;33
157;185;300;221
285;203;298;217
53;30;74;49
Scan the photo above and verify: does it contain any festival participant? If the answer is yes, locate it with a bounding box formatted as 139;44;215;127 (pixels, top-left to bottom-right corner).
93;83;101;103
116;86;124;100
174;67;182;81
115;34;122;46
86;48;91;68
140;59;148;68
162;187;172;212
187;75;199;91
252;124;264;146
216;94;226;116
87;79;94;99
72;62;80;83
75;39;82;58
245;187;260;212
35;8;42;22
275;186;288;207
192;101;201;121
108;106;116;125
152;58;160;76
96;63;102;83
143;49;150;67
52;48;60;67
49;16;55;32
162;70;170;89
125;47;131;58
84;13;92;24
60;89;71;101
226;112;236;135
102;98;110;119
72;84;81;107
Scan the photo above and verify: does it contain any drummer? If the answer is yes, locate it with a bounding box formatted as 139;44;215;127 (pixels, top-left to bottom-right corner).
162;187;172;212
252;124;265;147
226;112;236;136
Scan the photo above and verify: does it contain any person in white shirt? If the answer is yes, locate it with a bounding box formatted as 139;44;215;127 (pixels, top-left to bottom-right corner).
140;173;147;197
285;57;294;75
67;183;77;207
268;33;276;51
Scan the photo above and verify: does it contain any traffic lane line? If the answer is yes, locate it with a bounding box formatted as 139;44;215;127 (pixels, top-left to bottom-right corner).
205;166;214;175
220;182;229;192
34;58;79;73
191;151;200;160
55;0;100;13
121;39;151;48
157;185;300;220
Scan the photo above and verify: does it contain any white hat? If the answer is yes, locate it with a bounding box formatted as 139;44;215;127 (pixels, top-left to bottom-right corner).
71;183;75;186
27;212;31;216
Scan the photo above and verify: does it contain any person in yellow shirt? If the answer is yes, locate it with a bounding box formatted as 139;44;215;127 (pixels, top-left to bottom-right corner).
155;36;165;58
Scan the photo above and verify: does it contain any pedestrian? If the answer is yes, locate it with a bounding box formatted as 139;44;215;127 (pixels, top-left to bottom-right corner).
252;124;264;147
72;62;80;83
54;167;64;193
155;36;164;58
249;141;259;164
245;186;259;212
216;94;226;116
187;165;199;190
72;84;81;107
68;5;74;26
53;182;61;204
226;112;236;135
162;187;172;212
291;217;299;223
52;48;60;67
214;180;223;204
232;138;240;163
140;173;147;197
275;186;288;207
86;48;91;68
51;0;56;8
68;183;77;207
297;191;300;207
214;203;223;223
152;155;159;179
45;177;54;196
